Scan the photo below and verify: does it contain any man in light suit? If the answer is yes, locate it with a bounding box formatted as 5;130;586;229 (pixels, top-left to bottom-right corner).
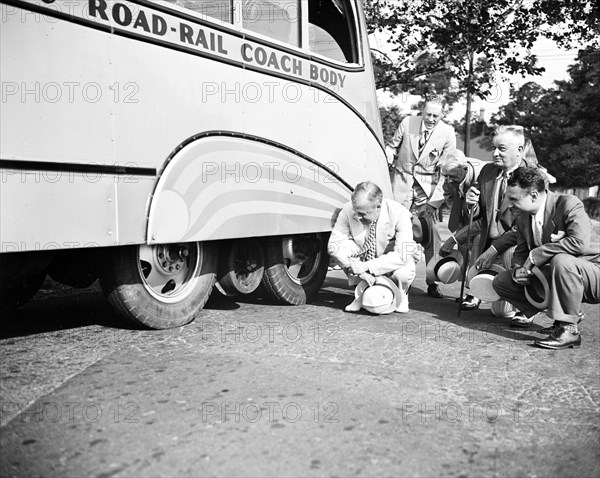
492;167;600;349
328;181;418;313
386;97;456;298
449;125;538;322
438;150;485;308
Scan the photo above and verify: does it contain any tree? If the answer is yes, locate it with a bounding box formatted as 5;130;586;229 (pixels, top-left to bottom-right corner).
491;49;600;187
366;0;600;154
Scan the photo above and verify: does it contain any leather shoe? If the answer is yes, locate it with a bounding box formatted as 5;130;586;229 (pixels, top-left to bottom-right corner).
534;326;581;349
427;283;444;299
461;295;481;310
539;311;585;334
510;313;535;328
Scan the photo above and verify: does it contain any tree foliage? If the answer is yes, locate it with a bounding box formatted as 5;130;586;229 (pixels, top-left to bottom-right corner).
366;0;600;102
491;49;600;187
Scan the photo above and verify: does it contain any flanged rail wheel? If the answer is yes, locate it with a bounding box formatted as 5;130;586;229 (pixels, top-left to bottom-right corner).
261;233;329;305
218;239;264;295
100;242;217;329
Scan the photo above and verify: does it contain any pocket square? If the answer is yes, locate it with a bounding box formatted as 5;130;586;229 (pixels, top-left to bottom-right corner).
550;231;566;242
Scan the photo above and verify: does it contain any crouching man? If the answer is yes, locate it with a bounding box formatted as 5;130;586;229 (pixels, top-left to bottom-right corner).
328;181;418;313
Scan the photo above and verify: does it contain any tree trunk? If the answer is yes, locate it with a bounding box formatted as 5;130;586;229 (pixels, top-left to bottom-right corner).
464;55;474;157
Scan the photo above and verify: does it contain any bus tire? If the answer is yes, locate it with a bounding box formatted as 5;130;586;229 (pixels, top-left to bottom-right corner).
100;242;217;329
261;233;329;305
0;272;46;313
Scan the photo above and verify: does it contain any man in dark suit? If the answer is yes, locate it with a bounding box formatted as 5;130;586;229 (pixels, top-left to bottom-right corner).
438;150;485;308
386;97;456;298
450;125;538;321
492;167;600;349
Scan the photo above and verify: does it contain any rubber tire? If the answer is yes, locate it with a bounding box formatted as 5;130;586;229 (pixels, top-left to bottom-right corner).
0;272;47;313
99;242;218;329
261;233;329;305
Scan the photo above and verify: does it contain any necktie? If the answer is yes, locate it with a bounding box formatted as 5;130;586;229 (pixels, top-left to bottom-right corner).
419;130;429;152
497;172;509;209
362;222;377;262
532;217;543;246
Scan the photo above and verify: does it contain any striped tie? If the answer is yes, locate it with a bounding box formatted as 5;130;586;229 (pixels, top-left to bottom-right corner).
419;130;429;152
362;222;377;262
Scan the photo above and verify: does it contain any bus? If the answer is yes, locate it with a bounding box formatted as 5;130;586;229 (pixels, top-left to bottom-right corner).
0;0;391;329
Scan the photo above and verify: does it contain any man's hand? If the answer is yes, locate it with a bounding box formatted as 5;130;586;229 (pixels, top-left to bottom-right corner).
474;247;498;270
359;272;376;286
424;204;438;223
439;237;455;257
349;261;368;275
465;186;480;206
512;267;532;285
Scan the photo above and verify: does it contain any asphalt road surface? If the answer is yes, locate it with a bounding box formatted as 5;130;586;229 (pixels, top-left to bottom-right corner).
1;241;599;477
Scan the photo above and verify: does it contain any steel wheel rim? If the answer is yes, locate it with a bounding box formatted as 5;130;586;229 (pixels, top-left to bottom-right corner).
137;242;201;303
281;236;321;285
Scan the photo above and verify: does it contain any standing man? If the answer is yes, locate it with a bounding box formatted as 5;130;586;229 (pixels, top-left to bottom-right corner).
328;181;418;313
386;96;457;298
492;167;600;349
448;125;538;324
438;150;485;309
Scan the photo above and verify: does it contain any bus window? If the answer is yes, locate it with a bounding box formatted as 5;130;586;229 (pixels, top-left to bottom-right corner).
241;1;300;47
162;0;233;24
308;0;357;63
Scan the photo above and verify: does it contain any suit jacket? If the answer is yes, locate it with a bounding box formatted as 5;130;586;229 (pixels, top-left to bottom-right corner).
386;115;456;203
443;157;485;232
512;191;600;267
328;198;418;276
453;157;537;258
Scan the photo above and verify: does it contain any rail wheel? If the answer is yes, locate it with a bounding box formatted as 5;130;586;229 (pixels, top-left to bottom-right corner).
261;233;329;305
100;242;217;329
217;239;264;295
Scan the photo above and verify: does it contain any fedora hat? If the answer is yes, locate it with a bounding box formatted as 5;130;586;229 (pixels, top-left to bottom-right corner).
412;214;433;250
426;250;464;284
354;276;402;315
524;266;550;310
466;264;505;302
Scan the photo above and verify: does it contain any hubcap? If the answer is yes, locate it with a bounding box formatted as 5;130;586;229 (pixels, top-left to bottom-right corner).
138;243;200;303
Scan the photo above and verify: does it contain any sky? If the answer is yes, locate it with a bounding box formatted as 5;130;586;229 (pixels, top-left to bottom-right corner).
374;37;581;123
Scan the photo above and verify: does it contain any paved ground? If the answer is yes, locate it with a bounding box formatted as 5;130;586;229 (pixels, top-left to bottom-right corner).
0;220;599;477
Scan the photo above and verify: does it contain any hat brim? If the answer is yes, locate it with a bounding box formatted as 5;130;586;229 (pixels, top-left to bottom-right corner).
524;266;550;310
426;250;464;284
355;276;402;314
412;215;433;250
467;264;505;302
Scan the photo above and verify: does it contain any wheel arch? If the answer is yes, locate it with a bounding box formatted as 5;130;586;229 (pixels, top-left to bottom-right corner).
146;132;353;245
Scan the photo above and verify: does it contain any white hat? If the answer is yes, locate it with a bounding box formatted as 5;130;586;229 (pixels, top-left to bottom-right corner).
355;276;402;315
524;266;550;310
467;264;505;302
426;250;464;284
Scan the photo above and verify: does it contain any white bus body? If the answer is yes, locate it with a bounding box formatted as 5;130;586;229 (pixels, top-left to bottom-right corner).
1;0;390;328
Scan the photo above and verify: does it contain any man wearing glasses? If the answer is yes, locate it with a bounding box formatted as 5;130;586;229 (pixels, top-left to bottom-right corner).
328;181;418;313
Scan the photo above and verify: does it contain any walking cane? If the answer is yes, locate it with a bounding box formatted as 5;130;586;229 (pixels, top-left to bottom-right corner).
457;183;478;317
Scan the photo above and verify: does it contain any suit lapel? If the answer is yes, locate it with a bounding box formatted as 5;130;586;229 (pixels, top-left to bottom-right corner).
410;118;422;161
542;191;557;244
417;124;438;163
375;200;391;256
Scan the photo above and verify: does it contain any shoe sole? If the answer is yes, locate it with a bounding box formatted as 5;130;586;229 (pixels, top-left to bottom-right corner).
534;342;581;349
